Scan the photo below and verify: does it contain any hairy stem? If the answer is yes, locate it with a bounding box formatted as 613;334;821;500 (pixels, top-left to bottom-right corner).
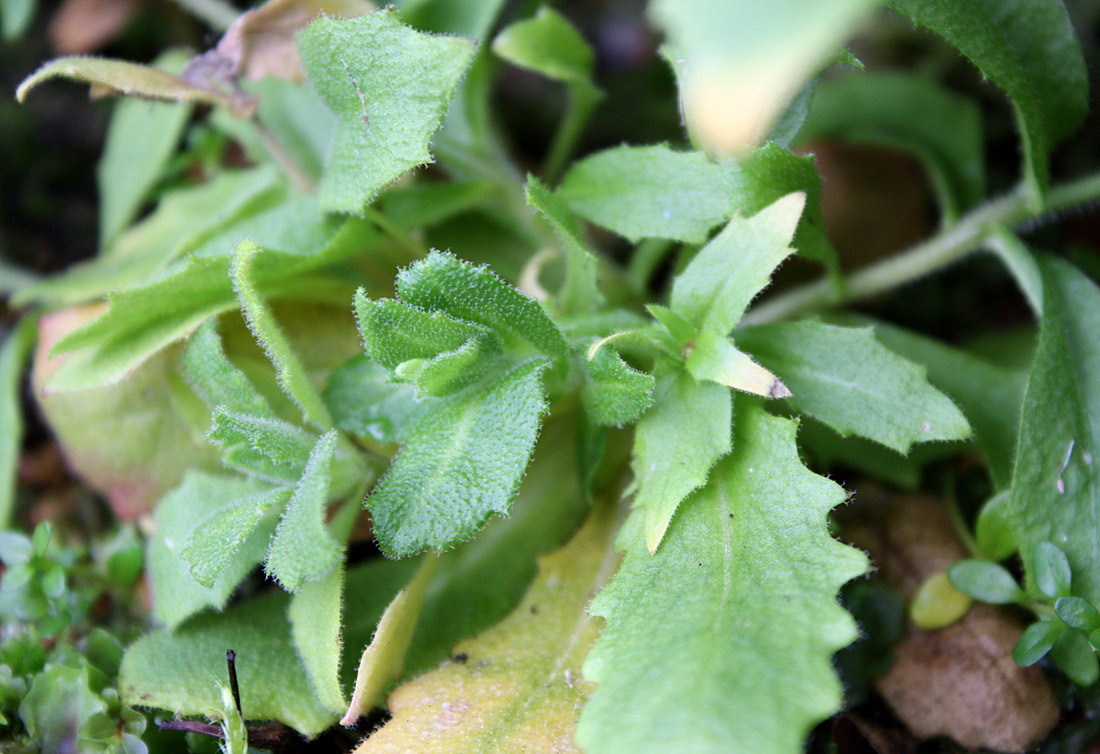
743;171;1100;325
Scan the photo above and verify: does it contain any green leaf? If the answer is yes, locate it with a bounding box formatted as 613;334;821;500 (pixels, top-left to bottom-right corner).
180;320;275;419
649;0;877;155
45;200;373;392
0;317;36;528
18;166;287;308
288;499;361;717
120;586;340;737
232;240;334;428
797;70;984;219
492;6;593;83
353;294;501;397
147;472;279;629
684;330;789;398
265;431;343;592
910;571;971;630
1005;257;1100;603
559;145;732;244
297;9;476;212
16;55;250;115
96;51;194;249
181;487;287;588
736;321;972;453
1051;627;1100;686
670;192;803;336
886;0;1088;201
19;664;106;753
342;555;439;724
976;490;1018;561
1055;597;1100;632
986;227;1044;317
581;345;655;427
845;315;1026;490
631;360;731;553
379;180;497;231
360;502;617;752
323;355;426;444
1;0;35;39
577;400;868;754
525;175;602;315
947;559;1024;604
1013;619;1061;667
1034;542;1072;600
208;407;315;483
367;359;549;557
397;251;569;358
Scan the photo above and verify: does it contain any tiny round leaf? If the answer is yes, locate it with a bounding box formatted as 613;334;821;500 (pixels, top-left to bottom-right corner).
947;559;1024;604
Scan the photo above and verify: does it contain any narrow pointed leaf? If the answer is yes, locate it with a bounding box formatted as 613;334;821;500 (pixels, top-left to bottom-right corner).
685;330;789;398
887;0;1088;200
632;360;731;553
180;320;275;419
368;359;549;557
297;9;477;212
265;431;342;592
342;555;439;725
1005;257;1100;603
359;502;618;753
737;321;971;453
577;401;868;754
670;192;804;336
525;175;602;315
397;251;569;358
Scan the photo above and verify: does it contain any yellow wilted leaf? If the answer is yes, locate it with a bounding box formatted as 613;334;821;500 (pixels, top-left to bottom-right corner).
355;502;620;753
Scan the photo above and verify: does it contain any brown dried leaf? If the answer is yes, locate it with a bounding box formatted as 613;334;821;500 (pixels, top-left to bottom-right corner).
201;0;372;84
845;490;1058;753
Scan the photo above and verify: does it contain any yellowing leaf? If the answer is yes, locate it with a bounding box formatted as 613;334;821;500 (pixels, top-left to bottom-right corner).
356;502;619;754
685;330;790;398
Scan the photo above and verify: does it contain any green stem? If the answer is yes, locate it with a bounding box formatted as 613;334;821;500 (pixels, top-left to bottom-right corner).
743;170;1100;325
542;81;602;185
169;0;238;31
360;205;429;263
251;119;316;195
627;239;675;293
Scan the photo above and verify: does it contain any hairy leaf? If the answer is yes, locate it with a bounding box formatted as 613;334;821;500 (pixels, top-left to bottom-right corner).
180;320;275;419
649;0;877;154
368;359;549;557
887;0;1087;200
670;192;804;335
685;330;789;398
0;317;36;528
577;401;868;754
582;345;655;427
798;70;984;219
397;251;569;358
1005;257;1100;602
323;355;426;444
181;487;288;588
297;9;476;212
631;360;731;553
265;431;342;592
147;472;278;629
208;407;315;483
736;321;971;453
45;200;374;391
525;175;602;315
16;55;250;115
359;503;618;753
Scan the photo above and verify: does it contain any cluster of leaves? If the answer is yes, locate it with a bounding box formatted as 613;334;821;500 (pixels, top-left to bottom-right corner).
1;0;1098;753
0;523;147;752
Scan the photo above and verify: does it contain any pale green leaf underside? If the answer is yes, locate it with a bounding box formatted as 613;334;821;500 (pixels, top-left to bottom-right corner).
736;321;971;453
670;192;803;336
577;400;868;754
886;0;1087;200
797;70;985;219
147;472;278;629
631;360;731;553
367;359;549;557
1006;257;1100;603
297;9;476;212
